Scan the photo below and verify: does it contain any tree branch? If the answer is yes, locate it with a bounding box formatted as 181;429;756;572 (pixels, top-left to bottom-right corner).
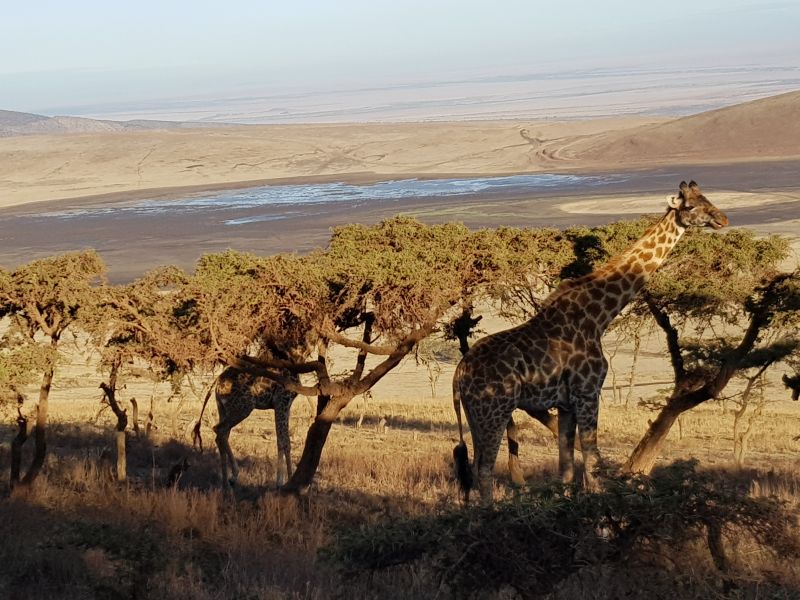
224;356;323;397
710;308;766;398
24;302;56;337
350;314;374;383
321;323;410;355
644;295;685;381
352;323;435;395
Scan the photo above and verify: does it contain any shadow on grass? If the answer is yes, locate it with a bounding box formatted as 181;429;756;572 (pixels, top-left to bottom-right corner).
325;460;800;599
0;414;799;600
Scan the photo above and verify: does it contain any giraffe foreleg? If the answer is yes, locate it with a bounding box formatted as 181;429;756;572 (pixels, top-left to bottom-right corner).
557;407;577;486
214;424;237;487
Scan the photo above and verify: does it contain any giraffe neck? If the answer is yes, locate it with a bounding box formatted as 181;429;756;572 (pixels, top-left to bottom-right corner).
590;208;686;330
536;209;686;336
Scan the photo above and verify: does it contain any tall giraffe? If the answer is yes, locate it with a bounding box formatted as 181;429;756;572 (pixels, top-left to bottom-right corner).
197;366;299;488
453;181;729;504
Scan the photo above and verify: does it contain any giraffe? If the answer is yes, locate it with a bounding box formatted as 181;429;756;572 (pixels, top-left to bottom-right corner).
453;181;729;504
197;366;299;488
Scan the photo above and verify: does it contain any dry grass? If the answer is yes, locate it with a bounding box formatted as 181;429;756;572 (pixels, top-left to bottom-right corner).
2;342;800;599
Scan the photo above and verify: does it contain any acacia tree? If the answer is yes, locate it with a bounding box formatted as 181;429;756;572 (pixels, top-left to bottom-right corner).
624;230;800;473
82;266;198;480
185;219;466;490
0;251;105;486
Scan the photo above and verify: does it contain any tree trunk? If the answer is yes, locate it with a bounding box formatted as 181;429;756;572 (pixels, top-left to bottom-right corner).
732;402;746;467
130;398;140;436
283;393;347;492
735;391;765;468
145;396;155;438
10;412;29;488
170;395;185;439
20;363;55;485
115;431;127;481
625;332;642;407
100;362;129;482
606;343;621;404
624;401;684;474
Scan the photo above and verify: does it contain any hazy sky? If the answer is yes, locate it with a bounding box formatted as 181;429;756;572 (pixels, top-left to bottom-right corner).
2;0;798;115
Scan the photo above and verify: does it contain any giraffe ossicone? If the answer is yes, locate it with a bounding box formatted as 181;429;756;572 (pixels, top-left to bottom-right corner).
453;181;729;504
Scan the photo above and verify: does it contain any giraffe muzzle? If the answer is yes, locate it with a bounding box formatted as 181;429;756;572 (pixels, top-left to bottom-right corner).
710;211;729;229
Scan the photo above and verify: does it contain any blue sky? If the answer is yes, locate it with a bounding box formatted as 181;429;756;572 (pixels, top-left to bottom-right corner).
2;1;798;115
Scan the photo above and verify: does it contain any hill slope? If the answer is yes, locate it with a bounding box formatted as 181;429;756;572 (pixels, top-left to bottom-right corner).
0;110;228;137
565;91;800;165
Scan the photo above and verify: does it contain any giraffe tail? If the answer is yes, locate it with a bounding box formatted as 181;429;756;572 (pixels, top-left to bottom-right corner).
453;384;473;502
193;372;221;452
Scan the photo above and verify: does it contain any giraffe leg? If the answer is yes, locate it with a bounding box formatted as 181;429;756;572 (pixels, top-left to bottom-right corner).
274;398;292;488
576;401;601;492
506;416;525;486
557;407;577;485
525;408;559;438
214;424;236;487
475;423;506;505
226;435;240;485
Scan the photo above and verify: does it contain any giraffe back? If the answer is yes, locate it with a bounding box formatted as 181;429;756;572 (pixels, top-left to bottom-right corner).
216;367;298;419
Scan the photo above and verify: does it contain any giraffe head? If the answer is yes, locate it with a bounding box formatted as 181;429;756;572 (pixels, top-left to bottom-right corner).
667;181;729;229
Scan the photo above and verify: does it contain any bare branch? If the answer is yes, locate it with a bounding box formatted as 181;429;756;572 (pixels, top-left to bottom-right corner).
350;314;374;383
321;324;408;355
353;322;436;395
224;356;322;397
644;294;685;381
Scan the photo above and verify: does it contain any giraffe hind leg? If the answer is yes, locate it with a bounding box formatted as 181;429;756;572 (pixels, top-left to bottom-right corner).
274;397;293;488
475;422;507;505
576;399;601;492
506;416;525;486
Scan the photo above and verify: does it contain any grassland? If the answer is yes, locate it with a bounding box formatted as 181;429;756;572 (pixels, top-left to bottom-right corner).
1;329;798;599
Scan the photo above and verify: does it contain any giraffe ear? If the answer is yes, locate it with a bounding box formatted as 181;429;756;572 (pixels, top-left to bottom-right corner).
666;194;681;209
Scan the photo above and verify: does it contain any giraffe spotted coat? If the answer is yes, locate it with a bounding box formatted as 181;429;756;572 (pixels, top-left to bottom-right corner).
213;366;299;488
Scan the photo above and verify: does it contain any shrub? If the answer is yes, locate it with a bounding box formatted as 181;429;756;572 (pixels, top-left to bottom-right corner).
324;461;800;598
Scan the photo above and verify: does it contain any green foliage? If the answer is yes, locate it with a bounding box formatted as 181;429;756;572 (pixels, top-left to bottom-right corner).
0;267;11;319
470;226;574;319
190;249;324;361
0;333;52;386
562;217;652;278
2;251;106;327
645;229;789;323
0;250;106;394
324;461;799;598
324;217;472;335
85;265;201;378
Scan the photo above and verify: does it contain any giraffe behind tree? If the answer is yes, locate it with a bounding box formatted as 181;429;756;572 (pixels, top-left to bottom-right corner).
453;181;729;504
197;366;299;488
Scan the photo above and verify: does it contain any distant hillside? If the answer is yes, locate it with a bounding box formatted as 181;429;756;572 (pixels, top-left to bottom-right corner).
0;110;229;137
567;91;800;164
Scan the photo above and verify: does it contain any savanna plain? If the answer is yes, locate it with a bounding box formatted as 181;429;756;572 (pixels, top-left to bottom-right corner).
1;92;800;599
